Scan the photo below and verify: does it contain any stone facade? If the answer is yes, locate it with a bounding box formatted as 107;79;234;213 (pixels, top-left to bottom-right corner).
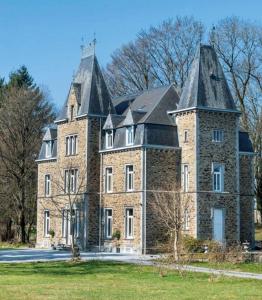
239;155;255;243
37;84;103;249
36;44;255;253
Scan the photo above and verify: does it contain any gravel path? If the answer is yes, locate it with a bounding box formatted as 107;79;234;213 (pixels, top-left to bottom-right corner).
0;248;261;280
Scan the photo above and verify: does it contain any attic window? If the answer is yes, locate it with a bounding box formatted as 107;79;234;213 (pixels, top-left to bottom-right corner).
126;126;134;146
105;130;113;149
45;141;52;158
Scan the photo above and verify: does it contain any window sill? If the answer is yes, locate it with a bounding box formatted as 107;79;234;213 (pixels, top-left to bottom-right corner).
126;190;135;193
124;238;134;241
65;154;78;157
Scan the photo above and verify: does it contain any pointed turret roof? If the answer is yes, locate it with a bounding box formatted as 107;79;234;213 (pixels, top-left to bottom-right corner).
56;44;114;122
177;44;237;111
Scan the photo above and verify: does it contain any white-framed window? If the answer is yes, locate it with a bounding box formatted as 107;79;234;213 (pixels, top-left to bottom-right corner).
125;165;134;191
125;208;134;239
66;135;78;156
64;169;78;193
44;210;50;237
184;130;189;143
126;126;134;146
105;167;113;193
105;130;113;149
44;174;51;197
182;164;189;192
184;209;189;230
212;129;224;142
212;163;224;192
104;208;112;239
62;209;68;238
45;141;52;158
75;209;80;238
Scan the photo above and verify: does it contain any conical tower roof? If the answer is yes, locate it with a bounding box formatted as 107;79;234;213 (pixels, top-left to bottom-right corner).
56;44;114;121
177;44;237;111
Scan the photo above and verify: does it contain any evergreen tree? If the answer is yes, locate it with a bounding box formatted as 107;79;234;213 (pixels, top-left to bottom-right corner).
8;65;34;88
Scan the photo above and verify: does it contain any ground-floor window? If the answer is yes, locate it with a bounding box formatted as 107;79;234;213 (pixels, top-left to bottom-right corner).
44;210;50;237
62;208;80;241
125;208;134;239
104;208;112;239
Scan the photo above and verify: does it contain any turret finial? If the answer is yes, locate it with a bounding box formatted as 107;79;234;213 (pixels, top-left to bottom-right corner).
210;25;216;47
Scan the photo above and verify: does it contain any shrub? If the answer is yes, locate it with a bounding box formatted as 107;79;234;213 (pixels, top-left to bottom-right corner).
112;230;121;240
182;235;204;253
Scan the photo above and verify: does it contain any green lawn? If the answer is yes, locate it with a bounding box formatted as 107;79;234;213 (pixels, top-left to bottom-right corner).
190;261;262;274
0;261;261;300
255;224;262;240
0;242;30;250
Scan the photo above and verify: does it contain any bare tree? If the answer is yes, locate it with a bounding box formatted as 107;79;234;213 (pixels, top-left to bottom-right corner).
104;16;204;97
46;160;87;258
211;17;262;220
0;85;55;243
150;189;190;261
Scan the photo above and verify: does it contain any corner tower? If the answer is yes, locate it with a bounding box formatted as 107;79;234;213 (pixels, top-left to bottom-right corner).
169;45;241;244
37;44;114;250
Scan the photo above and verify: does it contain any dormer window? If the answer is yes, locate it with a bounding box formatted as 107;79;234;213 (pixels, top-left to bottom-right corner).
45;141;52;158
105;130;113;149
126;126;134;146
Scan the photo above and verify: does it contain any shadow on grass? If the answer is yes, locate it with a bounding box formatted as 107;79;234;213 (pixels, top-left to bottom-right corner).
0;260;142;277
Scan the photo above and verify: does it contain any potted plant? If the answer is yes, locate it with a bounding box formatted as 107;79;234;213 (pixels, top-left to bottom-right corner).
112;229;121;253
49;229;56;250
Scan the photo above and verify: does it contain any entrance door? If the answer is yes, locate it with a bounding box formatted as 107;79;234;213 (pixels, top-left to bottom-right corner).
213;208;224;243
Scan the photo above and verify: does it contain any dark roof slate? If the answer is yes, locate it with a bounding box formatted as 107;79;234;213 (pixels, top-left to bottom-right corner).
103;114;125;130
122;85;179;126
113;92;141;114
56;49;114;121
178;45;237;111
43;126;57;141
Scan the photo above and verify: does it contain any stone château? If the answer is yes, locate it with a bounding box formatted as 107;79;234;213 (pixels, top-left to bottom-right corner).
36;43;255;253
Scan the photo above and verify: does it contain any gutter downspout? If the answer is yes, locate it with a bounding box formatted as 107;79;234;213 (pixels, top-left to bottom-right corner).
99;117;103;252
141;147;147;255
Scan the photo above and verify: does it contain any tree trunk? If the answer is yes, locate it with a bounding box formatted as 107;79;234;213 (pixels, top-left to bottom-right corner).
20;212;26;243
173;231;179;262
6;218;12;241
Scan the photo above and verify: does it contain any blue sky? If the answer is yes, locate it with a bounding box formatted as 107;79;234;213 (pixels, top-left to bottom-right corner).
1;0;261;109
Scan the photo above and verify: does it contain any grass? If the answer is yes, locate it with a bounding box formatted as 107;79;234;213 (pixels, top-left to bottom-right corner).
190;261;262;274
0;261;261;299
255;224;262;240
0;242;29;250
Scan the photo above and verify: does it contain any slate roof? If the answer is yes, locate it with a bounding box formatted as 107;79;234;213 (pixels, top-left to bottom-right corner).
43;126;57;141
101;85;179;150
56;46;114;122
118;85;179;127
177;45;237;111
113;92;141;114
103;114;125;130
